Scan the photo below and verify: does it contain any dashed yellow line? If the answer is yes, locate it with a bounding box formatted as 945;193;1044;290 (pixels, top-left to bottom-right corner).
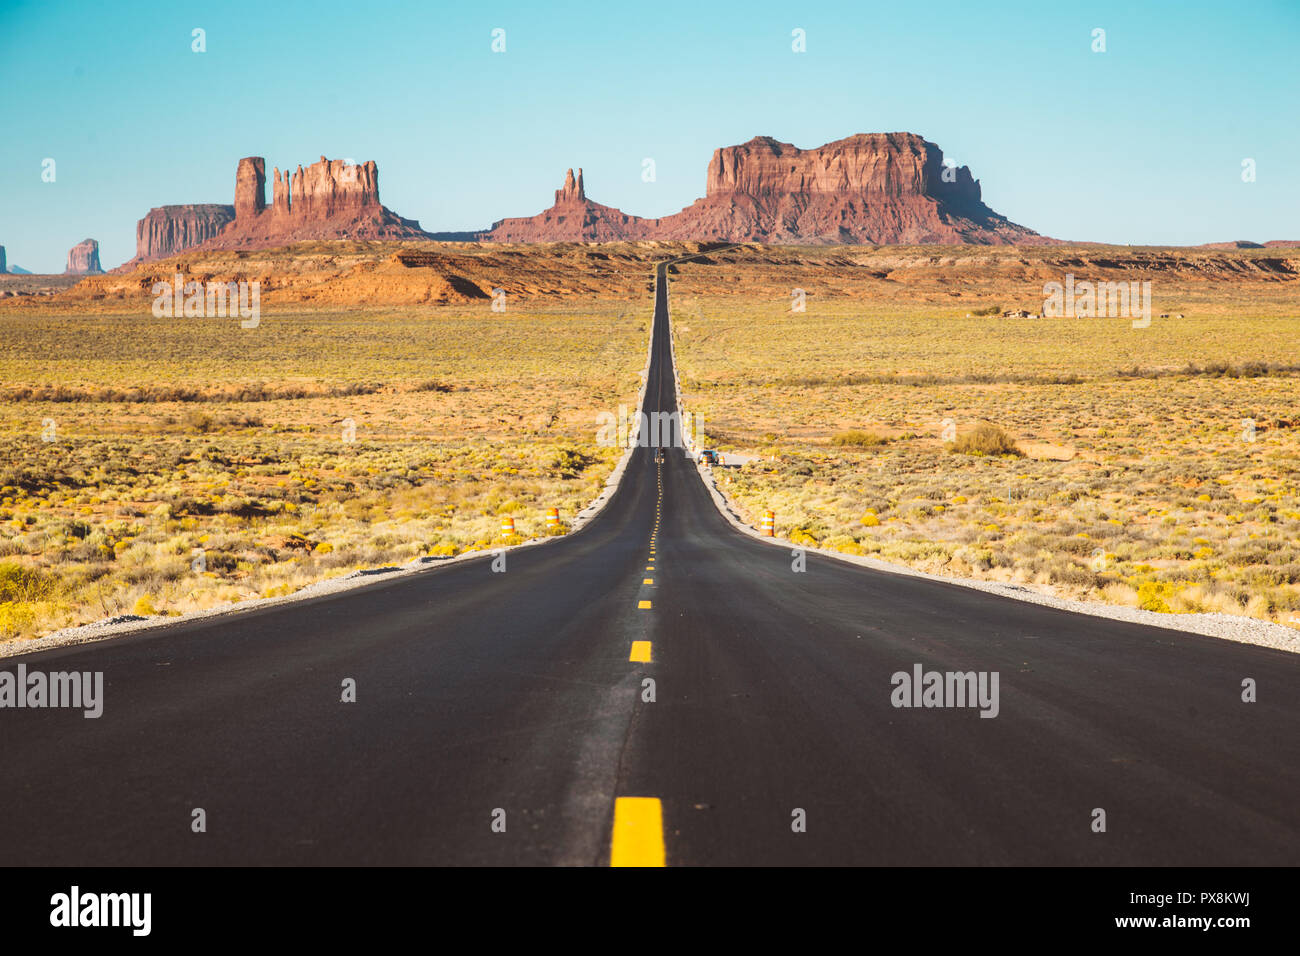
629;640;652;661
610;797;665;867
637;600;652;610
643;577;654;585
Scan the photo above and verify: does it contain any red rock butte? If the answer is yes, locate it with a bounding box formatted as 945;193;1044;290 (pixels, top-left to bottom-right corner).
210;155;429;250
65;238;103;275
123;155;429;266
483;167;658;243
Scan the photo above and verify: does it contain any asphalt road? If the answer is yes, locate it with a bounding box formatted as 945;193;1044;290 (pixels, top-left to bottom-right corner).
2;265;1298;866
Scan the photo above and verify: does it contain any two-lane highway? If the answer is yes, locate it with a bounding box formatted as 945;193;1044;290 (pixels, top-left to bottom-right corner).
2;265;1298;866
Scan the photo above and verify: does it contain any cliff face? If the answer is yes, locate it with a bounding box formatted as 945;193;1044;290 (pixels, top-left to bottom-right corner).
65;239;103;274
478;133;1046;244
279;157;380;219
135;204;236;261
701;133;974;199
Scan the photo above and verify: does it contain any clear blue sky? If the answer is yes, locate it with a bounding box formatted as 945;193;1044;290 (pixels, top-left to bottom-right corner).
2;0;1297;271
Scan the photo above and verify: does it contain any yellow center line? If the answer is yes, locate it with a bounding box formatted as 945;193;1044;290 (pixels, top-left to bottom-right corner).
637;600;652;610
643;577;653;584
629;639;652;660
610;797;666;867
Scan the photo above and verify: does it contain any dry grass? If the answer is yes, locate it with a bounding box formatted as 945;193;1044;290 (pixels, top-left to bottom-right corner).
673;294;1300;630
0;304;644;641
831;430;889;447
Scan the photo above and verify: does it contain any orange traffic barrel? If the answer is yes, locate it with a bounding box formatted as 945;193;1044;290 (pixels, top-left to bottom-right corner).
761;510;775;537
501;517;515;537
546;508;560;530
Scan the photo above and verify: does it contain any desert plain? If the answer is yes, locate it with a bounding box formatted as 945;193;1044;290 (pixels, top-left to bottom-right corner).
0;240;1297;640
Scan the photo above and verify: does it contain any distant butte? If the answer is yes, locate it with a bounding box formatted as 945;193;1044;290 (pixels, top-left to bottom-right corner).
65;238;103;274
1194;239;1300;249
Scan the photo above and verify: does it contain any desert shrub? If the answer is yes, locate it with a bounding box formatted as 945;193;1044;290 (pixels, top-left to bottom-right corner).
184;410;214;433
551;448;596;478
888;541;952;562
1137;580;1181;613
0;562;56;603
949;424;1022;457
831;430;887;447
0;597;36;632
1052;563;1097;586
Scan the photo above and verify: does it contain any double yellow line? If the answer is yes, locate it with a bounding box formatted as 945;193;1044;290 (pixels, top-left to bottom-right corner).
610;354;687;868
